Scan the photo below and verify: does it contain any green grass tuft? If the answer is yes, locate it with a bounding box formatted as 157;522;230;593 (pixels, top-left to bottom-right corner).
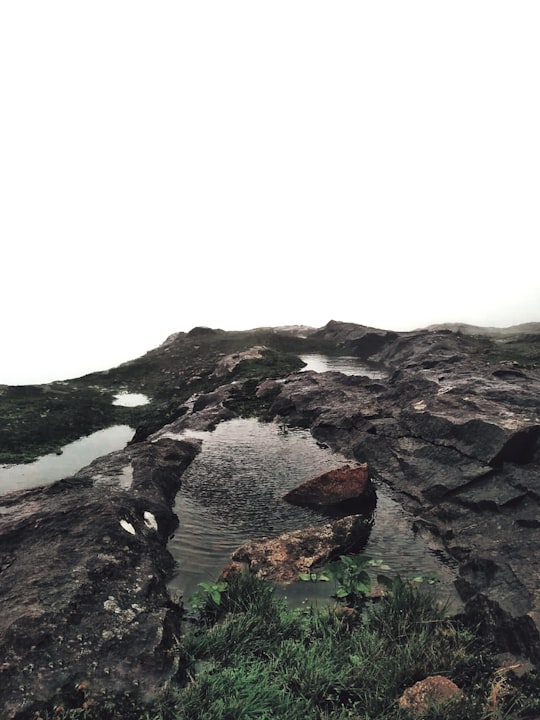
28;572;540;720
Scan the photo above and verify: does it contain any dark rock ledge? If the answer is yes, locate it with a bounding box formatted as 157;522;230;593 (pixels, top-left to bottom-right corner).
264;344;540;662
0;438;199;719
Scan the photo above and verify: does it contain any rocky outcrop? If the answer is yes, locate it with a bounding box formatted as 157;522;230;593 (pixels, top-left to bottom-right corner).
230;515;372;583
212;345;267;377
1;319;539;714
0;438;199;719
266;328;540;660
311;320;398;359
284;463;375;513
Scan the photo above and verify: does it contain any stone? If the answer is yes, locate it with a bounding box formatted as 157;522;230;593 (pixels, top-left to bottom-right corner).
398;675;462;716
231;515;372;583
283;463;375;511
212;345;267;377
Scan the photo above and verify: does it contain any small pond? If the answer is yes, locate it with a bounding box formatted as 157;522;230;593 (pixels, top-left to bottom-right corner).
165;418;458;608
300;354;388;379
0;425;134;495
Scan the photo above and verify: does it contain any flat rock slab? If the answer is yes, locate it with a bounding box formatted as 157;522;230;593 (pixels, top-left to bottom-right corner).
0;438;199;719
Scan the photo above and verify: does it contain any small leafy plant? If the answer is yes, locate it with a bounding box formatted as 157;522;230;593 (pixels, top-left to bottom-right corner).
300;554;392;607
190;580;228;616
412;571;439;585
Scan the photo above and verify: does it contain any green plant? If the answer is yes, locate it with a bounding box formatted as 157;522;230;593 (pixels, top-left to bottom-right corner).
300;555;392;607
190;580;228;615
412;571;439;585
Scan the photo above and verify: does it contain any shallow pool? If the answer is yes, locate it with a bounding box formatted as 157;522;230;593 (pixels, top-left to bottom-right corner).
0;425;134;495
165;418;458;607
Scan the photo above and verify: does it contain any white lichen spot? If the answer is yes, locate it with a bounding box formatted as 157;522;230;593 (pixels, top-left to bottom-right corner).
103;598;119;613
144;511;158;531
412;400;427;411
120;519;136;535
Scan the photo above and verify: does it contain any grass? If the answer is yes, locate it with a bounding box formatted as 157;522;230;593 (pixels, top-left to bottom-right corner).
33;572;540;720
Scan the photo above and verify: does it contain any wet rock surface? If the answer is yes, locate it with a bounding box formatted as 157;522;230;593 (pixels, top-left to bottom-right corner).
0;438;199;718
267;327;540;660
230;515;373;583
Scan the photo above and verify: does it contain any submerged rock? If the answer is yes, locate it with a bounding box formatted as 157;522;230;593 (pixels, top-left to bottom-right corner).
230;515;372;583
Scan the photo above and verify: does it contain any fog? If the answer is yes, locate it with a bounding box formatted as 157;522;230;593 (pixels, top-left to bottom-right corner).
1;2;538;385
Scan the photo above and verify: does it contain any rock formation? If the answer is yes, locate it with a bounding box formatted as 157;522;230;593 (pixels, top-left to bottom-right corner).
283;463;375;512
0;438;199;718
0;319;539;715
266;327;540;660
230;515;373;583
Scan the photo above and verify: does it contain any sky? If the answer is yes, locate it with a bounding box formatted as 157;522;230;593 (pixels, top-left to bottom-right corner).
1;2;539;385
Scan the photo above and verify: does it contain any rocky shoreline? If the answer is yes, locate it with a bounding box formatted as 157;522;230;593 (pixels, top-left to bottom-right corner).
0;320;539;716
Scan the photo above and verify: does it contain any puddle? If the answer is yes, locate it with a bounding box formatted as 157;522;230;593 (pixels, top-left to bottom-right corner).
0;425;134;495
112;392;150;407
300;354;387;379
166;418;457;607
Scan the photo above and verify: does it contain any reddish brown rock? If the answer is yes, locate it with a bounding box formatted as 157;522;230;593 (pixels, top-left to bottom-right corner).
398;675;462;716
284;463;375;510
231;514;372;583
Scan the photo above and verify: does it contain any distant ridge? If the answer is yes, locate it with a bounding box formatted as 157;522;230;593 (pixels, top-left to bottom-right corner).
424;322;540;337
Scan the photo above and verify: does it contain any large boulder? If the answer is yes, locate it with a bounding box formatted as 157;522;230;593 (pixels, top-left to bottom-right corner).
230;515;372;583
283;463;375;513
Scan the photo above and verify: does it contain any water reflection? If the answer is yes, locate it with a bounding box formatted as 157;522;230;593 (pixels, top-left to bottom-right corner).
112;392;150;407
0;425;134;495
167;419;455;604
300;354;387;379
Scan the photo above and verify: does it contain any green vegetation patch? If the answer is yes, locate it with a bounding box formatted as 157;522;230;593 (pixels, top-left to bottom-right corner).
0;383;120;464
174;572;539;720
34;571;539;720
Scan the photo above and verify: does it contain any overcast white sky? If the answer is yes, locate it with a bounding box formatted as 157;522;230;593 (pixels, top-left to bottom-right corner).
1;2;539;385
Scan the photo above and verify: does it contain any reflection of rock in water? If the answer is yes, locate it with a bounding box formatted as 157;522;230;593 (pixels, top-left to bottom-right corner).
178;421;346;535
168;419;456;603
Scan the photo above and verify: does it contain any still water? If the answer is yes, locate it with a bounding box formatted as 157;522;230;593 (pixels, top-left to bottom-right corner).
166;418;457;606
1;355;458;607
112;392;150;407
300;354;388;379
0;425;134;495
